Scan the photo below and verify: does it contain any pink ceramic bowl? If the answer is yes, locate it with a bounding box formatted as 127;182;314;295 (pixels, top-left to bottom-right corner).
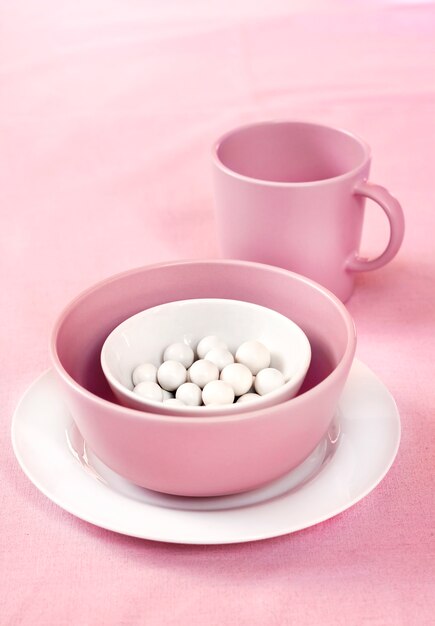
51;260;356;497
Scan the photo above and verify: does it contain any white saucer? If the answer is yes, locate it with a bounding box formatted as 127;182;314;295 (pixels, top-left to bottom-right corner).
12;360;400;544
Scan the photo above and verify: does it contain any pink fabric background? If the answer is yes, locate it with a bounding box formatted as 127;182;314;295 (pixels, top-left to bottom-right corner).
1;0;434;623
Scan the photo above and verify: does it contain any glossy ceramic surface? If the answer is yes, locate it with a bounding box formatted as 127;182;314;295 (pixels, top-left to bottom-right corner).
212;121;405;302
12;361;401;544
51;260;356;496
101;298;312;414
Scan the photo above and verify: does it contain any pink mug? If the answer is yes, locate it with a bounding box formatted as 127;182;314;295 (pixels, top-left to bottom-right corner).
212;121;405;302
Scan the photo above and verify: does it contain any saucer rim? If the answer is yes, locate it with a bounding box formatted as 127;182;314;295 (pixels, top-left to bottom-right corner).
11;359;401;544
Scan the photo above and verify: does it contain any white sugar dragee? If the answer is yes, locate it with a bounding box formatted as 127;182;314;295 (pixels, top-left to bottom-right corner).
132;363;157;386
205;348;234;372
157;360;187;392
220;363;253;397
196;335;228;360
188;359;219;389
236;393;261;403
163;342;194;369
255;368;286;395
176;382;202;406
236;340;271;375
202;380;235;406
133;381;163;402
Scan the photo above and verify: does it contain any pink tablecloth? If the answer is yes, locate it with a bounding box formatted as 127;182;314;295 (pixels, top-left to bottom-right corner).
1;1;434;623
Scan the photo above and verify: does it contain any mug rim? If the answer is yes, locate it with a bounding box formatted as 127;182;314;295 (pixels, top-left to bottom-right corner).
212;120;372;188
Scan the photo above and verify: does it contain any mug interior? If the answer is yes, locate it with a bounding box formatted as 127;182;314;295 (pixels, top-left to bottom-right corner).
53;262;354;411
215;122;368;183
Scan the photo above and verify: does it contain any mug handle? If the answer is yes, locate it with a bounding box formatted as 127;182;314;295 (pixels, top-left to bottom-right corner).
346;181;405;272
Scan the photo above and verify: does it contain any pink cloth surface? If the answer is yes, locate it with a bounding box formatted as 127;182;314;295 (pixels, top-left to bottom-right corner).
1;0;434;624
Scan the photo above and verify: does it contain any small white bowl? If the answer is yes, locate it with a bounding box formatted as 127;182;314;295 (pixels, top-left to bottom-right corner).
101;298;311;416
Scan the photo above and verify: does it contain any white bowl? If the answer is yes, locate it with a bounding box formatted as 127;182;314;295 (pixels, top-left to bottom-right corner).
101;298;311;416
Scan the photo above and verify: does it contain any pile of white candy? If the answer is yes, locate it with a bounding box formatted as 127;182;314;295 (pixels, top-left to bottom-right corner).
131;336;286;408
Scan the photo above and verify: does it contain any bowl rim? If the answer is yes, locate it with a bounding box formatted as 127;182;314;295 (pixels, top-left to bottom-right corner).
50;259;357;424
100;298;312;414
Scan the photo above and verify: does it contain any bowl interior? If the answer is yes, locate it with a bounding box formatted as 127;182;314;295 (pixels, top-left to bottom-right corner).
53;261;354;413
101;299;311;412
